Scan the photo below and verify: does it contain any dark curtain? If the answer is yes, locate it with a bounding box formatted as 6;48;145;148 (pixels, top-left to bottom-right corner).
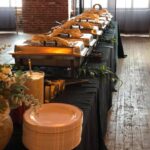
0;0;22;31
108;0;150;34
116;9;150;33
0;7;16;31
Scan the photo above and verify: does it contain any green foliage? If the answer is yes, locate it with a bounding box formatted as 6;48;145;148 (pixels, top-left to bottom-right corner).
0;64;39;113
108;21;115;29
100;36;116;44
78;64;122;86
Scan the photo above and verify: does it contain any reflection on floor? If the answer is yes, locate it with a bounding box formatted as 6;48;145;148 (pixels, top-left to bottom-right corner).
0;32;32;64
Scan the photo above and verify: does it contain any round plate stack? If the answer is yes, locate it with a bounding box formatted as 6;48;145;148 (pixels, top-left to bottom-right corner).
23;103;83;150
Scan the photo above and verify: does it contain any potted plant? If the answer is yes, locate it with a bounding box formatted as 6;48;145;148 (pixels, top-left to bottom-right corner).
0;64;39;150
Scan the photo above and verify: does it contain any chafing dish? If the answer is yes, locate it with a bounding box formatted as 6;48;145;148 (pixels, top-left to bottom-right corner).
71;25;103;37
59;33;97;47
75;18;106;30
11;44;89;68
49;27;97;47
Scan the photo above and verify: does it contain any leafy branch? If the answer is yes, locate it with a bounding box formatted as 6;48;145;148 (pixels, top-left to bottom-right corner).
100;36;116;44
107;21;115;29
0;65;40;113
78;64;122;88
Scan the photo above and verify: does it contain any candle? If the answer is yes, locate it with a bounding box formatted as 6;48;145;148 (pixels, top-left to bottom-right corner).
44;80;65;102
28;59;32;75
52;80;65;92
25;71;45;104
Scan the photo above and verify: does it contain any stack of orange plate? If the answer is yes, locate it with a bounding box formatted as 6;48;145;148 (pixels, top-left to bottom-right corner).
23;103;83;150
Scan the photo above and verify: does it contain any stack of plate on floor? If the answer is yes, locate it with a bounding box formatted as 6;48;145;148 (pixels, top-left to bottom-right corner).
23;103;83;150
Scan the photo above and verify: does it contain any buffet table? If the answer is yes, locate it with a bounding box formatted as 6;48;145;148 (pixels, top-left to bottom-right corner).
5;47;112;150
5;21;124;150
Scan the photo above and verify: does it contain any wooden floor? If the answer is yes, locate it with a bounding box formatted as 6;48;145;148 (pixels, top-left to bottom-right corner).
105;37;150;150
1;34;150;150
0;33;32;64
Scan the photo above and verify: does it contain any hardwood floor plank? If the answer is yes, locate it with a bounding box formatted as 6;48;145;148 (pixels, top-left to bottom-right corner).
106;37;150;150
0;33;32;64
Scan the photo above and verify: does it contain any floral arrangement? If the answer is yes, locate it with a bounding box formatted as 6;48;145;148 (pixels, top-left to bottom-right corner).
0;64;39;113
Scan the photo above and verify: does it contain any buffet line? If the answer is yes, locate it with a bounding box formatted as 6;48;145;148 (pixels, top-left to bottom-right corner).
11;4;114;104
11;4;113;70
6;4;114;150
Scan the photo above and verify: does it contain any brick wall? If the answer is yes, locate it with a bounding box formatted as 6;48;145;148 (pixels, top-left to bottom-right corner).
23;0;68;33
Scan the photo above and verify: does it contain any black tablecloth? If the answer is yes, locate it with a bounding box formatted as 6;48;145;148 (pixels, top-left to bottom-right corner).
92;46;113;110
52;45;113;149
98;21;125;72
4;21;125;150
5;52;111;150
53;80;107;150
5;79;108;150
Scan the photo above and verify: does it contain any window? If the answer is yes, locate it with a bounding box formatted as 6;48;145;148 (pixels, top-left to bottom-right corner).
84;0;92;9
11;0;22;7
133;0;149;8
117;0;149;9
84;0;108;9
92;0;108;8
0;0;10;7
0;0;22;7
69;0;80;17
117;0;132;8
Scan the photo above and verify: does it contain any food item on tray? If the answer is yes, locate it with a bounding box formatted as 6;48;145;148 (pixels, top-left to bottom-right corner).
50;28;95;47
32;35;70;47
76;13;99;22
29;34;85;53
72;22;98;31
100;8;109;13
50;28;82;38
75;22;93;29
71;23;99;35
50;27;64;37
94;8;109;15
49;25;94;47
32;34;48;42
80;33;93;46
79;21;103;30
62;19;76;29
64;33;93;47
78;4;110;22
75;12;107;29
82;8;109;17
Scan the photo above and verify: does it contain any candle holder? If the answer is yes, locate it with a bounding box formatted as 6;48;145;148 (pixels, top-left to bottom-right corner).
25;71;45;104
44;80;65;102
